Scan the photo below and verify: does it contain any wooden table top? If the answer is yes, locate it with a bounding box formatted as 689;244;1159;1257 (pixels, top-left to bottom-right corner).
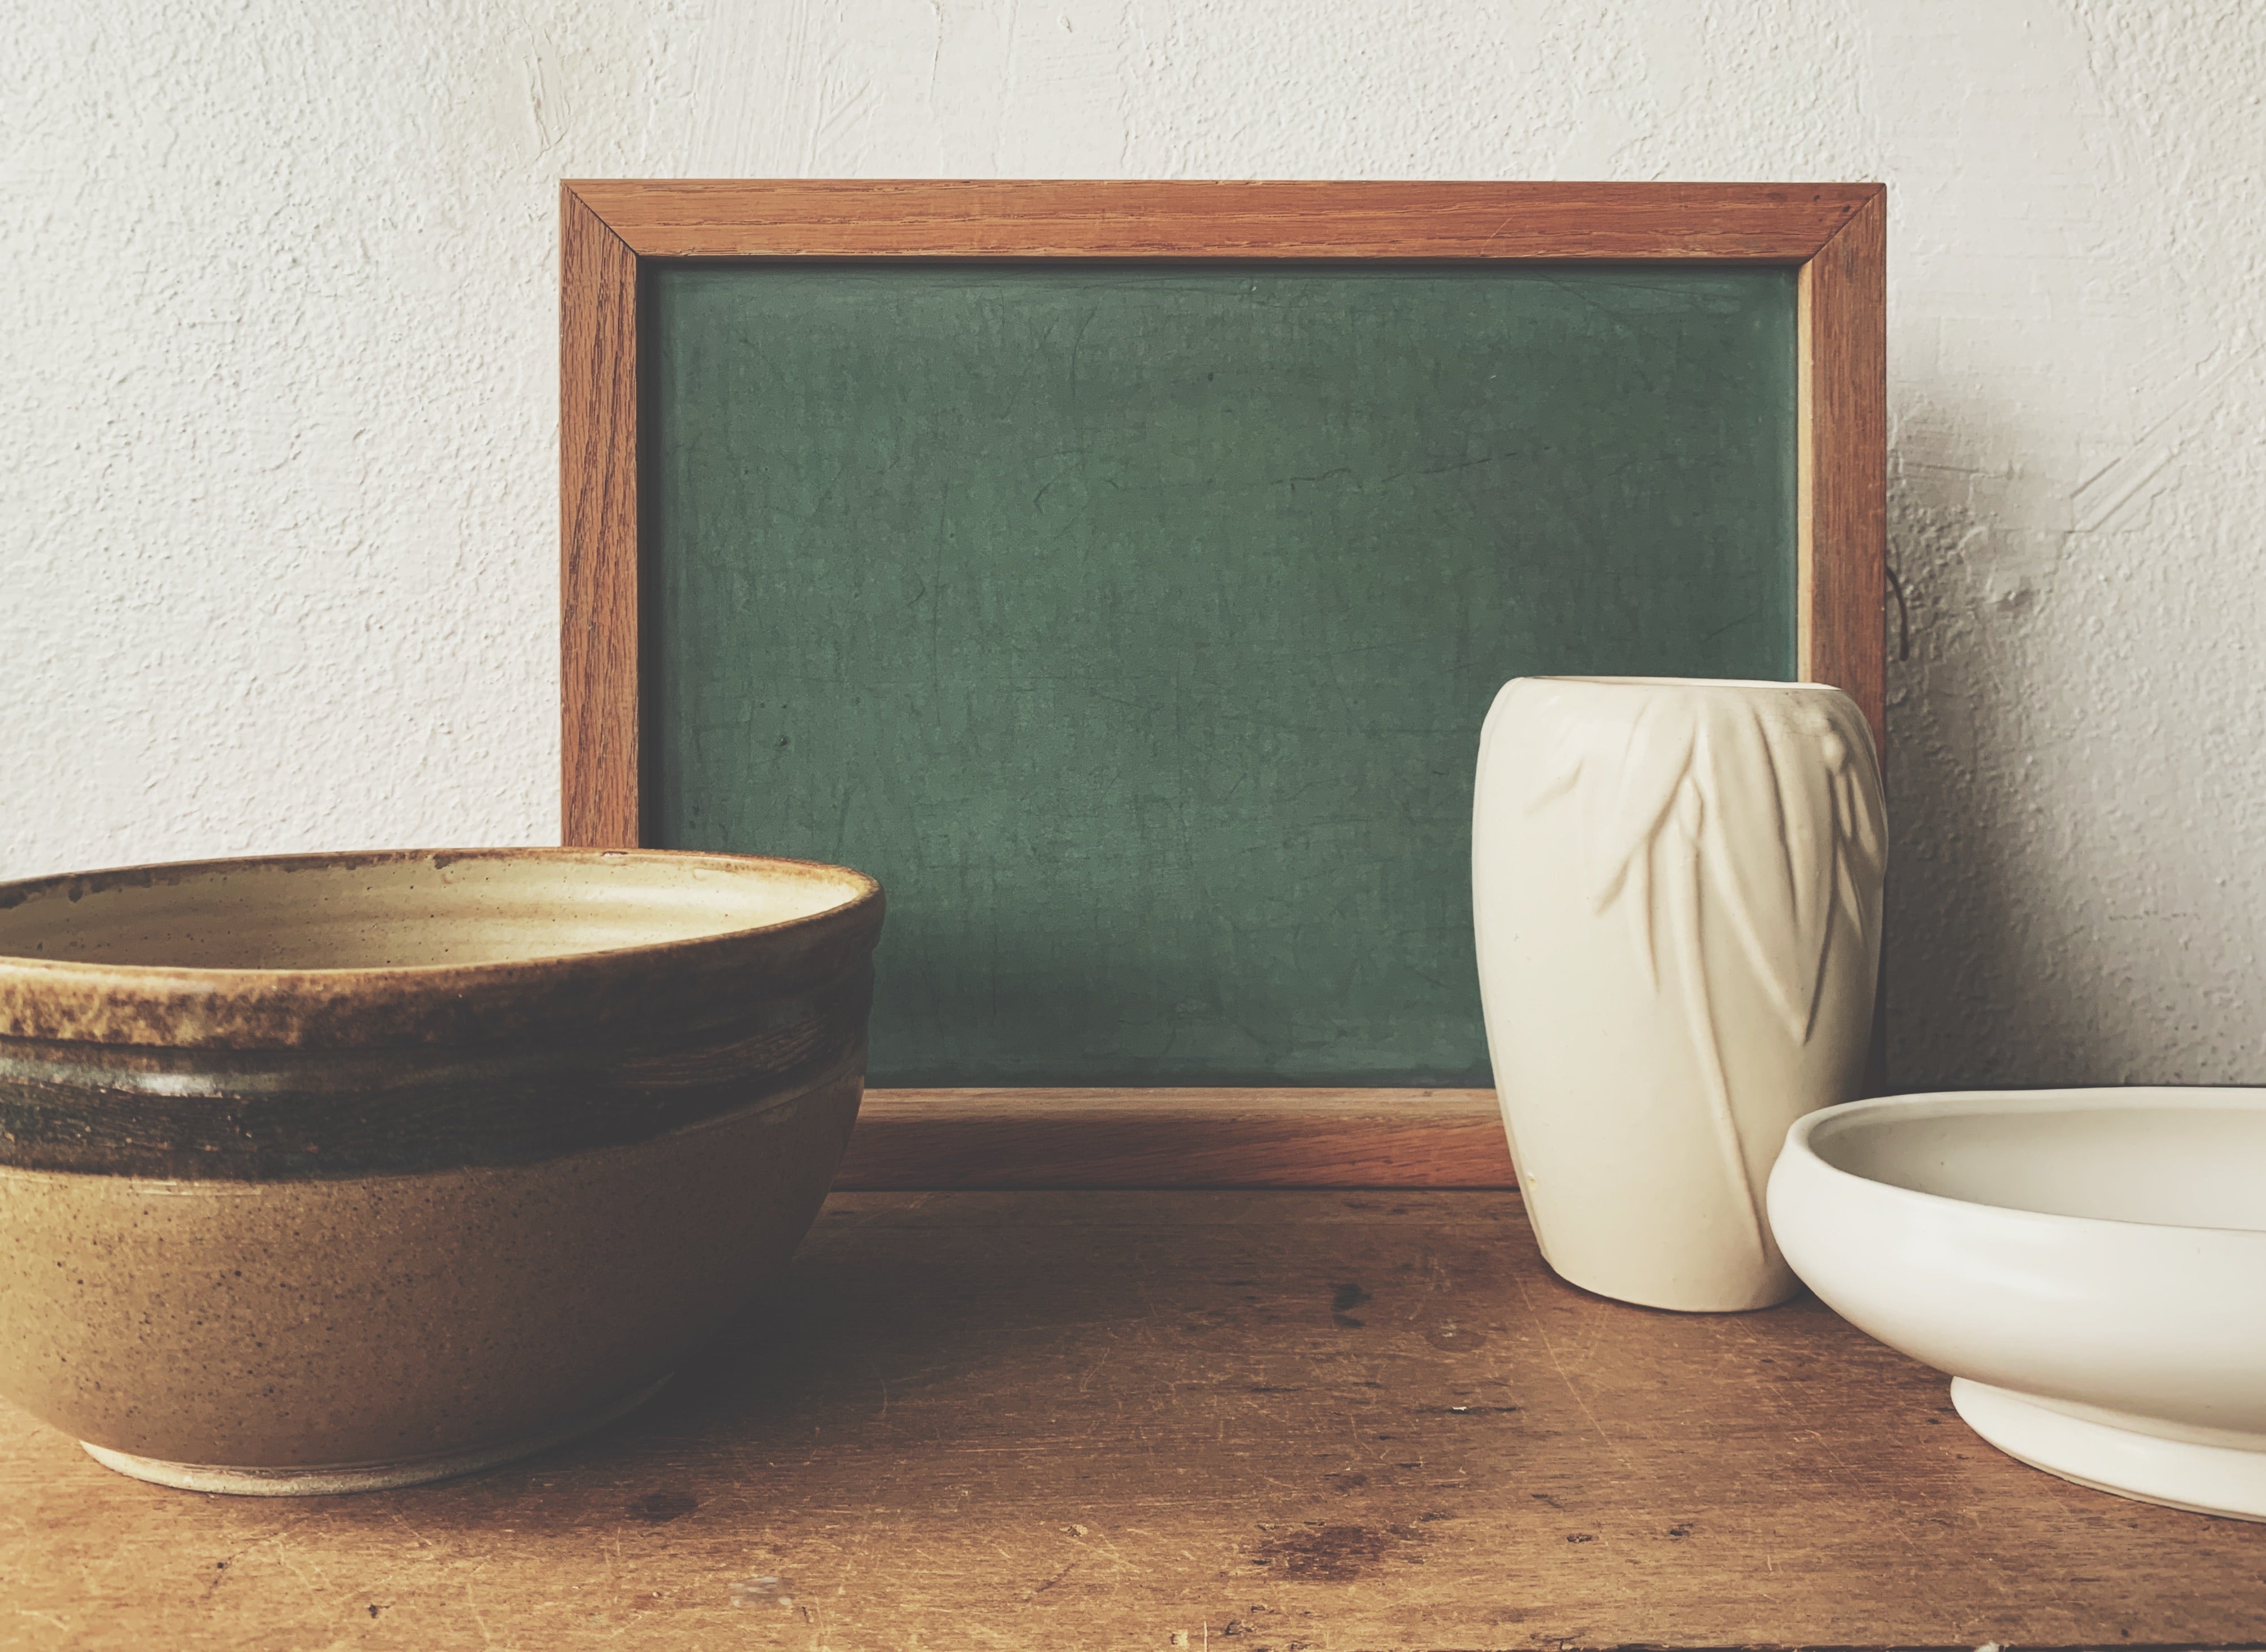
4;1189;2262;1650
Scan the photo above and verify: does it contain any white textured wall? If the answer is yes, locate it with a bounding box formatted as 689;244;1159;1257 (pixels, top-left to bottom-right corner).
6;1;2263;1087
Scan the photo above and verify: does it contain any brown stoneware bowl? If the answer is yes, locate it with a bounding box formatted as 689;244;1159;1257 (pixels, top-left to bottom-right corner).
0;848;882;1494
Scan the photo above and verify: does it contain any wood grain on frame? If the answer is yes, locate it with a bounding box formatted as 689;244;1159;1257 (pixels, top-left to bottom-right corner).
567;178;1873;261
560;185;642;849
1798;186;1889;754
559;180;1888;1184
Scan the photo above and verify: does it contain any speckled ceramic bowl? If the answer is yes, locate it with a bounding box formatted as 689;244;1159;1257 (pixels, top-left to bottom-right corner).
0;848;882;1494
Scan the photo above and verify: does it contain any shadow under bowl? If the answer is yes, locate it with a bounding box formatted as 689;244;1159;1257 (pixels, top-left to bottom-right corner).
1768;1088;2266;1521
0;847;883;1493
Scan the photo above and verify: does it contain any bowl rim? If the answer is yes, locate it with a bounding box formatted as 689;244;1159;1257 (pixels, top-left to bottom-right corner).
0;846;881;982
1781;1087;2266;1241
0;848;886;1049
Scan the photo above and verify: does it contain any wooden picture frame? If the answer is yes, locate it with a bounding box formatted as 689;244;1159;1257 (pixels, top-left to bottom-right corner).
559;180;1886;1190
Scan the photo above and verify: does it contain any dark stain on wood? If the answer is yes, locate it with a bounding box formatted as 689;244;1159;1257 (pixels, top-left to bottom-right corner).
1249;1523;1408;1581
628;1489;698;1524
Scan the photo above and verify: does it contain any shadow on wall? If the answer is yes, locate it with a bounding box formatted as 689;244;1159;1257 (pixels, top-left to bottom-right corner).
1882;383;2109;1092
1879;357;2266;1092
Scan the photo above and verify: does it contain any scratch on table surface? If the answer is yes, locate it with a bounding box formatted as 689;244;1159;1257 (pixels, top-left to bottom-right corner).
1724;1319;1841;1464
1028;1556;1079;1597
463;1565;498;1646
13;1609;72;1636
1345;1399;1392;1465
269;1545;330;1604
1062;1522;1145;1581
201;1513;325;1603
1572;1310;1608;1365
1075;1346;1110;1394
1509;1267;1634;1473
962;1624;1028;1649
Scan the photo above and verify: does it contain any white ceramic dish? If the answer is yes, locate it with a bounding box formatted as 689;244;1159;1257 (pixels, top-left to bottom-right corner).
1768;1088;2266;1521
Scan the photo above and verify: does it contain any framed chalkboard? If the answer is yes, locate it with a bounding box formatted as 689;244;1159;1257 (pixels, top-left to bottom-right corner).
560;183;1883;1112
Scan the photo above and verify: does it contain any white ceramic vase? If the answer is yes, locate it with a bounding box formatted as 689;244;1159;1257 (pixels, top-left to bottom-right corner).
1471;677;1886;1311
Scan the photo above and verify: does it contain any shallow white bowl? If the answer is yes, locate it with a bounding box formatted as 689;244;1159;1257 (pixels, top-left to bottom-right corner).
1768;1088;2266;1521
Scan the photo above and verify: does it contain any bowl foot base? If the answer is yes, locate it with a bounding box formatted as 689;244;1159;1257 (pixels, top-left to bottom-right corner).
79;1373;673;1496
1952;1378;2266;1522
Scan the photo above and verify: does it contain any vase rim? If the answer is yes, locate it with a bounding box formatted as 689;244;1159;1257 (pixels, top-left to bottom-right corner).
1521;675;1832;692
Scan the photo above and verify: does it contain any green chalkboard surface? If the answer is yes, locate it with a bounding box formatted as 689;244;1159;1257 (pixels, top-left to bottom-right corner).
649;263;1797;1086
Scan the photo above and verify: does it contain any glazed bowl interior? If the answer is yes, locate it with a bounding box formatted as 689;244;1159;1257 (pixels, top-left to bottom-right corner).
0;851;873;972
1809;1093;2266;1233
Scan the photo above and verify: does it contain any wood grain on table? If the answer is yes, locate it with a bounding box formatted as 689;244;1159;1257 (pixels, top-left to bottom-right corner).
4;1190;2261;1650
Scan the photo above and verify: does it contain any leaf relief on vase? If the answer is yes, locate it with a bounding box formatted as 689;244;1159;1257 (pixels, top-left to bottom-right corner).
1526;689;1886;1258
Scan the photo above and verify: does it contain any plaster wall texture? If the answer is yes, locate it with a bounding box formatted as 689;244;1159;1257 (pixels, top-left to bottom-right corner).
4;0;2262;1088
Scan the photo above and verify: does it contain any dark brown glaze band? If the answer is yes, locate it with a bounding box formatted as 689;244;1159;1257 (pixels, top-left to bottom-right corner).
0;964;872;1179
0;850;885;1050
0;848;885;1178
